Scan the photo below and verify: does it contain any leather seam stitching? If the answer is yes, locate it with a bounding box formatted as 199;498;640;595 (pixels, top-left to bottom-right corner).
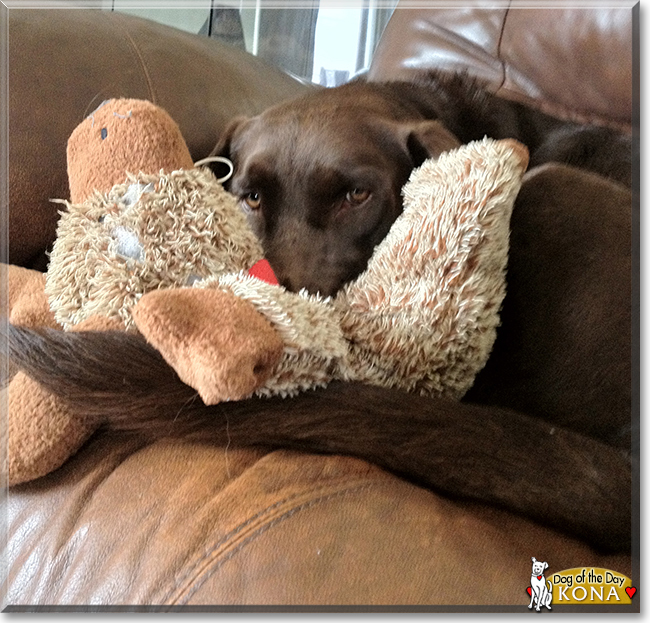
166;481;379;605
163;481;351;595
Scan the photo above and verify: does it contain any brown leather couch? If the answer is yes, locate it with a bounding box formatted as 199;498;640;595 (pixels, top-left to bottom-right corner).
2;4;636;609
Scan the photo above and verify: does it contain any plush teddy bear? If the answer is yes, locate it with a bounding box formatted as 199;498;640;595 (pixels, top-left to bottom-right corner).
3;98;219;485
4;97;528;486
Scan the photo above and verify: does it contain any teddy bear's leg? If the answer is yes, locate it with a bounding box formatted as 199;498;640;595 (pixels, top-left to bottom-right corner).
3;314;124;486
2;263;60;329
2;371;99;486
2;263;61;386
338;139;529;397
131;287;285;405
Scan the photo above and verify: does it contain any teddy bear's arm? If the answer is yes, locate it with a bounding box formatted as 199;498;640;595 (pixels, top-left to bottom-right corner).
132;286;284;405
3;264;60;329
199;273;351;398
338;139;529;399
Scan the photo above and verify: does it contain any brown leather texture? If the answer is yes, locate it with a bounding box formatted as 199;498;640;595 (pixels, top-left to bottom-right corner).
369;3;634;131
8;9;309;269
3;422;629;606
3;5;634;609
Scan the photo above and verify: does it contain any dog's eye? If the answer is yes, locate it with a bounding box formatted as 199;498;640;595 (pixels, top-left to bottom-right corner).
242;192;262;211
346;188;371;205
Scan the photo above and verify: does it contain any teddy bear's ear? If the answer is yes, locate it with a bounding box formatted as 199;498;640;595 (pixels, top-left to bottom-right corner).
401;119;462;167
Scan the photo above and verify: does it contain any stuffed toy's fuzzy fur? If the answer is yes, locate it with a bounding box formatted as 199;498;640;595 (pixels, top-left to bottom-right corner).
3;98;528;486
184;137;528;402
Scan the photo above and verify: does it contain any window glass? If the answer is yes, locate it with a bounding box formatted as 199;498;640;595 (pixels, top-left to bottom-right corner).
109;1;398;86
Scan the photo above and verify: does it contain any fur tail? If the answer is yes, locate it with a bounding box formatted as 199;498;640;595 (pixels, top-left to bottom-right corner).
4;323;632;552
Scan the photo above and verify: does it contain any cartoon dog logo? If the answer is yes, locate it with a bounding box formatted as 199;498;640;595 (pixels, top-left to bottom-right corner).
528;557;553;611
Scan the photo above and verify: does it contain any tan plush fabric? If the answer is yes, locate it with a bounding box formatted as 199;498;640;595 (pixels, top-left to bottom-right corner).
3;313;123;486
47;97;527;407
340;138;529;398
202;274;349;399
186;138;529;401
48;135;527;408
14;96;527;483
1;264;71;485
5;99;223;485
46;167;262;330
4;371;95;485
3;264;60;329
47;98;262;331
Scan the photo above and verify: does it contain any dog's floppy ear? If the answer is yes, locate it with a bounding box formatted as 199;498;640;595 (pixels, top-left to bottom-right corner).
207;116;250;183
210;115;250;158
543;562;548;570
403;119;461;166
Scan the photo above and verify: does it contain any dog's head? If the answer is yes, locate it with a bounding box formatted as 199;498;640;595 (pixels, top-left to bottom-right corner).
531;557;549;576
213;82;460;296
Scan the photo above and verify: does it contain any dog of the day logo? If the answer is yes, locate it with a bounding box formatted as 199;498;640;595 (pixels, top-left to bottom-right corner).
527;557;553;611
526;558;636;608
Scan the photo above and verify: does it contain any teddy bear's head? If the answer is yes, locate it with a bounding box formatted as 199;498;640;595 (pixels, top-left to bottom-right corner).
46;99;263;330
67;98;195;203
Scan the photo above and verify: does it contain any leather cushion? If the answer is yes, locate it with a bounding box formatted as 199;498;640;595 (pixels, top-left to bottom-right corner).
4;424;631;606
369;5;633;131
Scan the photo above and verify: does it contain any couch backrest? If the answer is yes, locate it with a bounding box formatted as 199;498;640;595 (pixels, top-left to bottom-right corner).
369;3;635;132
8;9;309;268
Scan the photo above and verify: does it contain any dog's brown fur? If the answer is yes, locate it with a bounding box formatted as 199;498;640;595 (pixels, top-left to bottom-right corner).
4;73;635;552
213;73;631;297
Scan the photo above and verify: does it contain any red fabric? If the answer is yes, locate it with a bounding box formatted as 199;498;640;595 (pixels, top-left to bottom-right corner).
248;259;279;286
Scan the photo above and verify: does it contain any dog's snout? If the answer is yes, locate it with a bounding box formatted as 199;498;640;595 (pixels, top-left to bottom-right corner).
264;219;350;297
268;230;370;297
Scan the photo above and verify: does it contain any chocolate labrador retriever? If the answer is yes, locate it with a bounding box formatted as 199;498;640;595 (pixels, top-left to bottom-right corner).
5;72;635;552
213;72;631;297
